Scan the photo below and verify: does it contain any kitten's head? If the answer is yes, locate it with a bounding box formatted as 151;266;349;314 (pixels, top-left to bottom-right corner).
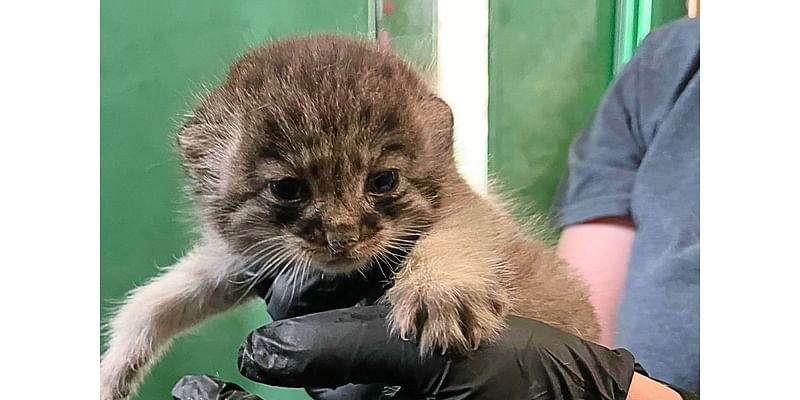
178;35;457;273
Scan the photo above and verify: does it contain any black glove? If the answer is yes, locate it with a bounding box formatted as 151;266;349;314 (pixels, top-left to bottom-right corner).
262;261;396;399
171;375;262;400
173;262;393;400
235;304;639;399
174;268;698;400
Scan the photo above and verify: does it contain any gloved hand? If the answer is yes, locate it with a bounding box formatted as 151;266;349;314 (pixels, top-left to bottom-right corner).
173;268;698;400
261;260;396;399
235;304;638;399
173;301;635;400
171;375;262;400
172;262;394;400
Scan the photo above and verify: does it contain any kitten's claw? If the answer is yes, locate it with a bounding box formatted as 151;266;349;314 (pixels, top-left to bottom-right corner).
385;274;508;356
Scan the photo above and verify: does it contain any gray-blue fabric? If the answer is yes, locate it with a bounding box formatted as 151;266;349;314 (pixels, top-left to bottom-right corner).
551;18;699;391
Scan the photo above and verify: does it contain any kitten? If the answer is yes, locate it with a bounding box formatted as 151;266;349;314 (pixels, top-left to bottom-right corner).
100;35;600;400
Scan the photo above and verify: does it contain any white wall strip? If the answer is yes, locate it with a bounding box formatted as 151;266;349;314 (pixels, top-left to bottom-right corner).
436;0;489;194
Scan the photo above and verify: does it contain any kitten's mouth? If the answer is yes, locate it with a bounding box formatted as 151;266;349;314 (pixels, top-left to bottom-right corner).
313;252;366;273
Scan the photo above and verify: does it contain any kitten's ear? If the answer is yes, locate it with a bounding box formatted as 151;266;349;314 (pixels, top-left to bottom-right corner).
176;89;237;160
419;96;455;154
176;98;234;164
175;109;229;190
176;115;209;165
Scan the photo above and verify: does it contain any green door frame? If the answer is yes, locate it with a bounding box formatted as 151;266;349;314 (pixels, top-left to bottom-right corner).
614;0;653;73
614;0;687;74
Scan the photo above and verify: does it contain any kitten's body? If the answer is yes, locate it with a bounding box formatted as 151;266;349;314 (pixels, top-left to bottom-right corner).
100;35;599;400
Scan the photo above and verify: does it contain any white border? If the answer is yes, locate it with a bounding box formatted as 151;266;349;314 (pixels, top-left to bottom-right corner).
6;0;800;397
703;1;800;398
0;0;99;396
436;0;489;194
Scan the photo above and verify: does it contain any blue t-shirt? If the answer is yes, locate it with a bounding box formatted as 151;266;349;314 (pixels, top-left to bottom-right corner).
551;18;699;391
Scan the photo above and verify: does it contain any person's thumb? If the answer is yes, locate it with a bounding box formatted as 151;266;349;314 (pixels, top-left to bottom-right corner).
237;304;447;392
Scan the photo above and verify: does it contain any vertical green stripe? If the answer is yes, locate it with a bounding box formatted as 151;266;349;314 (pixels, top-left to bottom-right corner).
636;0;653;45
614;0;657;75
368;0;378;39
613;0;637;74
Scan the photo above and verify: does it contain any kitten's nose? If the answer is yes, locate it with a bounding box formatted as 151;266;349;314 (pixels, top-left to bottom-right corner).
326;231;359;254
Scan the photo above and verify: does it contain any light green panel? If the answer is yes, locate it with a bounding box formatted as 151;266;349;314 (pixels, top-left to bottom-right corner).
376;0;438;81
652;0;688;29
101;1;368;399
488;0;686;227
615;0;686;72
488;0;616;221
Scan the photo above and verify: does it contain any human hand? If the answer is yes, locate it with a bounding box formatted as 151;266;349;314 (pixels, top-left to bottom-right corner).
172;263;393;400
171;375;262;400
236;304;637;399
175;265;697;400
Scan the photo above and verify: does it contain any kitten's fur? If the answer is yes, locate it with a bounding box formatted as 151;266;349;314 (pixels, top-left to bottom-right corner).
100;35;599;400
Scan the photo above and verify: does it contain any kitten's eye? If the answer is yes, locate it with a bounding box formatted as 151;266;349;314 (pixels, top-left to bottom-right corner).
269;178;308;202
367;170;399;194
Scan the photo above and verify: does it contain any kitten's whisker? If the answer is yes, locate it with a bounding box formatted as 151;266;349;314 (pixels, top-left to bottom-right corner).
295;259;309;304
229;246;288;286
243;245;292;283
227;241;287;277
397;222;433;230
278;250;303;304
239;236;287;257
355;265;368;280
386;238;417;246
381;241;410;254
237;247;296;304
238;236;280;254
289;255;312;306
244;241;286;262
227;244;286;282
388;235;418;244
379;246;397;268
241;237;290;260
287;251;304;305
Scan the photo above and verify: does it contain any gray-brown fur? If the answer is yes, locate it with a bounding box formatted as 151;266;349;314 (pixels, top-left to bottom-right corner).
100;35;599;400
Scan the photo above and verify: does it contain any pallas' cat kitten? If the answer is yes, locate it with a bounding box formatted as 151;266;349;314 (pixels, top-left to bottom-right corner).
100;35;599;399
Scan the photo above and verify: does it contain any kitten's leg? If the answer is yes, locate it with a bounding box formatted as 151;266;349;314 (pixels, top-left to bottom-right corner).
100;241;253;400
385;226;512;355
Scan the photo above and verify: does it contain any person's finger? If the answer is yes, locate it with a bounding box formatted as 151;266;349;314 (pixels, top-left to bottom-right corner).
171;375;262;400
260;250;401;398
237;304;447;392
265;264;392;320
305;383;404;399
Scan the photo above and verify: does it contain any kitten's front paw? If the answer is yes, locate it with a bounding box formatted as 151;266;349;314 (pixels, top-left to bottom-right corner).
100;354;135;400
385;275;508;355
100;384;123;400
100;382;128;400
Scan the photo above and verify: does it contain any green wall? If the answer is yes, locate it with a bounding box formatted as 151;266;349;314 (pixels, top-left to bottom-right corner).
653;0;688;30
487;0;686;222
488;0;617;219
101;2;369;399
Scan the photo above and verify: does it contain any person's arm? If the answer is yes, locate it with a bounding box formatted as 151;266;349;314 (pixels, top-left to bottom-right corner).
557;216;636;346
628;373;682;400
549;45;646;348
548;13;657;345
